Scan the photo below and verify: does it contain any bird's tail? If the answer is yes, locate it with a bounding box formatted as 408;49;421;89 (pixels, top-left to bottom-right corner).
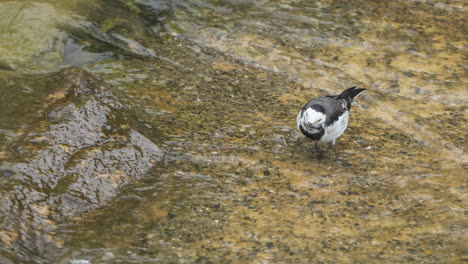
338;86;366;110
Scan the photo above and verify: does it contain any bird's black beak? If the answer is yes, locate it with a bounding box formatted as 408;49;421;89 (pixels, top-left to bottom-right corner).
307;124;321;130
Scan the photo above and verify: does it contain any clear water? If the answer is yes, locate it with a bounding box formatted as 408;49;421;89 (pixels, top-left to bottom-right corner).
0;0;466;263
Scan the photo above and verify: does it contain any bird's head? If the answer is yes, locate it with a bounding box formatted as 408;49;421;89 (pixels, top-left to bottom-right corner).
302;107;326;131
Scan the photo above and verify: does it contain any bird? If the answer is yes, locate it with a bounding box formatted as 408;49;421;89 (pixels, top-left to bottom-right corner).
296;86;366;155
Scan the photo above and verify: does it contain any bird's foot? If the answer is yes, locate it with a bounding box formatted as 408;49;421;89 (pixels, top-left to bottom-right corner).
317;143;334;160
317;150;328;160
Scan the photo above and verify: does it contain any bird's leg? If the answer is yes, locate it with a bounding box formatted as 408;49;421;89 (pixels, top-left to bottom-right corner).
314;142;320;152
318;141;334;159
326;141;334;153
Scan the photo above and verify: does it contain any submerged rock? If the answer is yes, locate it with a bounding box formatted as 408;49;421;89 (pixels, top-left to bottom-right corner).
0;68;163;263
0;0;174;73
130;0;174;24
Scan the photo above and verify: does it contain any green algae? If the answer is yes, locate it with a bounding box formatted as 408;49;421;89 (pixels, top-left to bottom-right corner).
0;0;167;73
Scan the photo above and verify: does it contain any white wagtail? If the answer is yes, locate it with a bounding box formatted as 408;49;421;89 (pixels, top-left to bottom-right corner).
296;86;366;154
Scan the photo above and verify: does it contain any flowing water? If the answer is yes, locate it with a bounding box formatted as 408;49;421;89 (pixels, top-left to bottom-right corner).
0;0;466;263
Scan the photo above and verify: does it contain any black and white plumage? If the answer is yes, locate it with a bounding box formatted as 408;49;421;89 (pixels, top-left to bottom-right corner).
296;86;366;151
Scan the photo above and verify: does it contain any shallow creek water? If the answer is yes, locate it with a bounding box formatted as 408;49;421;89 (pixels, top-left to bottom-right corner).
0;0;466;263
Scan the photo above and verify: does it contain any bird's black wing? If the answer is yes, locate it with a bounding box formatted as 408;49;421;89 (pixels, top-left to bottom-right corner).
313;96;347;126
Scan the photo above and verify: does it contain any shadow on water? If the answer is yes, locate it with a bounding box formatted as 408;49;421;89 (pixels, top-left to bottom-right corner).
0;0;466;263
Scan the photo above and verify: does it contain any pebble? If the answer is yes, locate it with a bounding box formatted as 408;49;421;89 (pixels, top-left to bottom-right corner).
70;260;91;264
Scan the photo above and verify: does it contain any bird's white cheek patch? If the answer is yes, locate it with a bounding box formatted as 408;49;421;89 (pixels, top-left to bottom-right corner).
302;108;326;126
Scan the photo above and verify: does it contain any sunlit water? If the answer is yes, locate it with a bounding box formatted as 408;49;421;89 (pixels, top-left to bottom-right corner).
0;0;466;263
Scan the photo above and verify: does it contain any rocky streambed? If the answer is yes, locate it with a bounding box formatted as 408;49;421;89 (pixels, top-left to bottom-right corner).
0;0;466;263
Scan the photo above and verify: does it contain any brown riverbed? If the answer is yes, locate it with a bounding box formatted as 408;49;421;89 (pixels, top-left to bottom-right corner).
0;0;466;263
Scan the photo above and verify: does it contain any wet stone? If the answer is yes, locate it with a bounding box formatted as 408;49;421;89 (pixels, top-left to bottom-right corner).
0;68;163;263
131;0;174;24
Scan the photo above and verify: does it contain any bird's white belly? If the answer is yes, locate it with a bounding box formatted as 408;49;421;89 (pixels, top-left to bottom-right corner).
320;111;350;144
